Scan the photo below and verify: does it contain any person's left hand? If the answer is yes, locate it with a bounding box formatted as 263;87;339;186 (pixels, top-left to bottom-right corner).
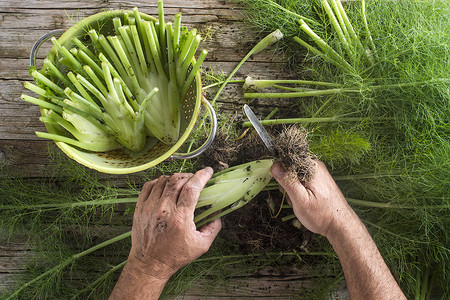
127;167;222;281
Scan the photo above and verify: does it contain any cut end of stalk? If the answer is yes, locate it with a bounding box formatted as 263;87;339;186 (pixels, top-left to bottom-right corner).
298;19;307;26
251;29;284;56
271;29;284;41
31;70;39;77
243;76;255;90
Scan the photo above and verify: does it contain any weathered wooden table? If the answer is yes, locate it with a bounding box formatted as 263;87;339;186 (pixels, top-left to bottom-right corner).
0;0;342;298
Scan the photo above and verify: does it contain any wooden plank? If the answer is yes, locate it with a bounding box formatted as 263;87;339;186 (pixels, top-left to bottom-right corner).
0;87;47;141
0;1;277;65
0;236;341;298
0;140;53;176
173;277;327;298
0;225;333;289
0;25;276;62
0;59;30;80
0;0;236;10
0;139;177;180
0;1;247;60
0;8;236;30
0;235;34;294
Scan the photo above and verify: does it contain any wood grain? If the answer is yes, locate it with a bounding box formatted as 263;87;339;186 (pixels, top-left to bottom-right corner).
0;237;341;298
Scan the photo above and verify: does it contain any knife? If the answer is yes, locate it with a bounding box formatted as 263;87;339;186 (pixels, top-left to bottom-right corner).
243;104;276;156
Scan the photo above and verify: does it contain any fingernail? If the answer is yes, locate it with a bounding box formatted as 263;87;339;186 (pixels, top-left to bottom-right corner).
271;163;285;178
203;166;214;175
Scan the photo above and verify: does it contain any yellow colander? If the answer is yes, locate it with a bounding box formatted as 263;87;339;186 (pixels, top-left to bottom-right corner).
29;10;216;174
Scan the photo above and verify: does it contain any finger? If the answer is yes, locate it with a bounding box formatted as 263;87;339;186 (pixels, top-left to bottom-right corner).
271;163;309;203
198;217;222;249
303;160;332;190
148;175;170;206
177;167;213;215
136;180;156;208
135;180;158;215
161;173;193;204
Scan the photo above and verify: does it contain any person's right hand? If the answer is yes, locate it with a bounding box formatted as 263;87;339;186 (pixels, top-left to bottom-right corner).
272;161;408;300
270;161;353;238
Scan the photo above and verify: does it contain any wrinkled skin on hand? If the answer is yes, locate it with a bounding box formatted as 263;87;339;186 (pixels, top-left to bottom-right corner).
271;161;351;238
128;167;222;280
272;161;407;300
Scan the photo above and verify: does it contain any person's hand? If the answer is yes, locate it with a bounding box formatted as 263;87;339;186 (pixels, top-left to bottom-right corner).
270;161;353;238
127;167;222;281
271;162;408;300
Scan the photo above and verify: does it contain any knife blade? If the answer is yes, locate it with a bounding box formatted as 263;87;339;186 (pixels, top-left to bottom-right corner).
243;104;275;155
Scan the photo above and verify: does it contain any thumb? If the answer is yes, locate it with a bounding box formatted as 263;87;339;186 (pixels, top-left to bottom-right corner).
271;163;308;202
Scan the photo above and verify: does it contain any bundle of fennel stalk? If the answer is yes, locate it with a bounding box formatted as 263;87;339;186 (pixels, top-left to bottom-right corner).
22;2;207;153
240;0;449;298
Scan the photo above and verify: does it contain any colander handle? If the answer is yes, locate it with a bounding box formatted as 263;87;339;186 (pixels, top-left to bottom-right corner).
171;94;217;160
30;30;65;67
